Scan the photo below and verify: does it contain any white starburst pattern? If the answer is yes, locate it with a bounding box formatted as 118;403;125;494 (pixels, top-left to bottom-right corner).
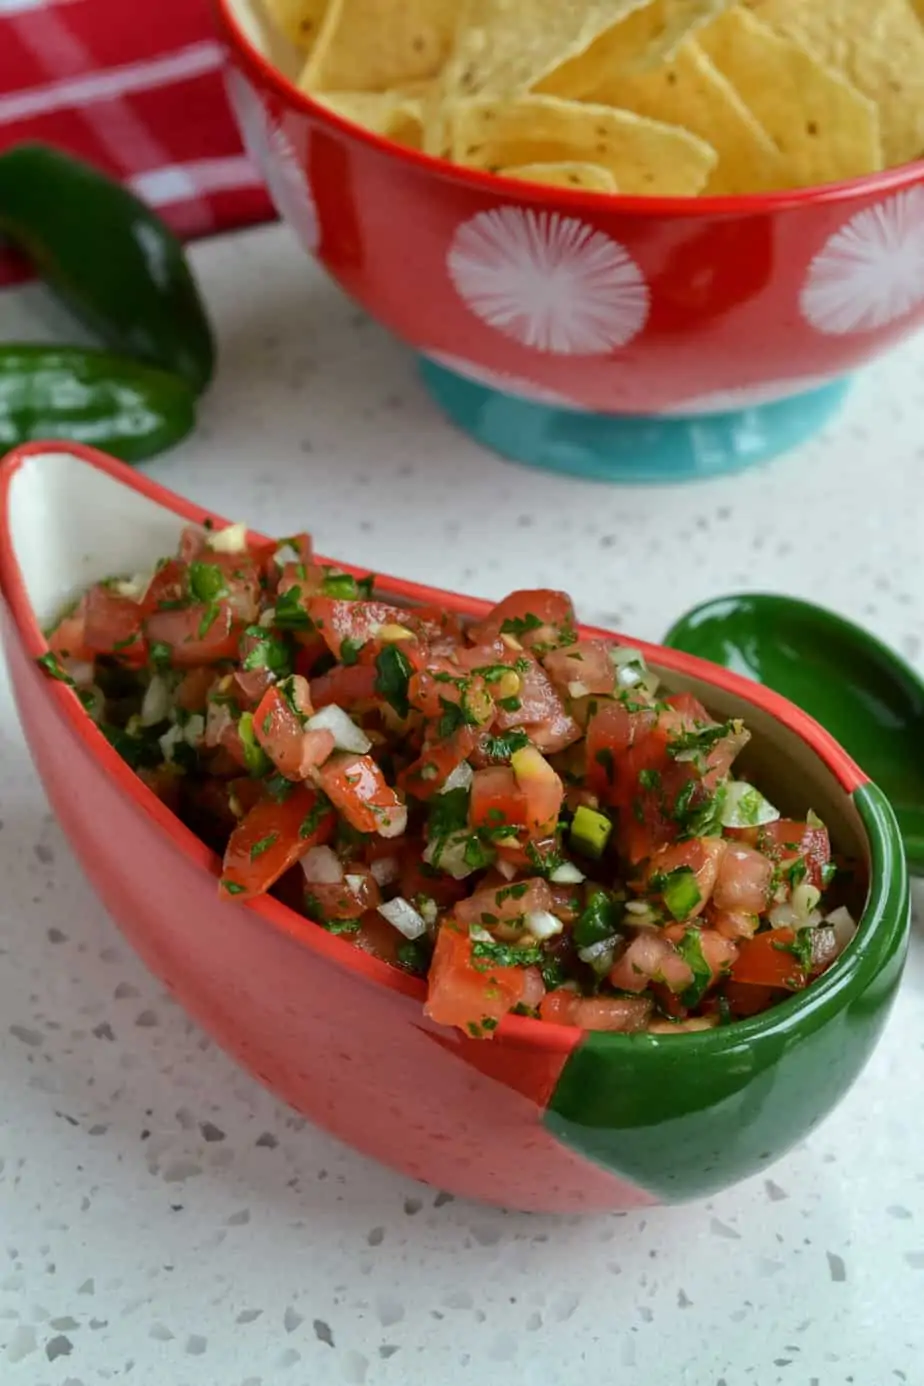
446;207;649;355
423;350;584;408
225;68;319;254
660;373;839;417
800;187;924;336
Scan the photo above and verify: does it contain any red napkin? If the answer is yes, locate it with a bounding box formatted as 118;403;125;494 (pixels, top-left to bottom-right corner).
0;0;274;288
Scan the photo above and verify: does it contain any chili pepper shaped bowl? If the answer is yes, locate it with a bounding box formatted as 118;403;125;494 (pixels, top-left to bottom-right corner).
0;442;910;1212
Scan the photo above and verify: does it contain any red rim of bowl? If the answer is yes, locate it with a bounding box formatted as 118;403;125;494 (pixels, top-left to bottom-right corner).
0;441;870;1053
214;0;924;221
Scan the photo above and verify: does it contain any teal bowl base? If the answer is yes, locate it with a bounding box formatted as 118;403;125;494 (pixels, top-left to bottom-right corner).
418;360;851;484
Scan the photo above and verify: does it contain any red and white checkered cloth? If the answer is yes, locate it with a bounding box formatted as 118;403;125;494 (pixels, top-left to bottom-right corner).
0;0;274;288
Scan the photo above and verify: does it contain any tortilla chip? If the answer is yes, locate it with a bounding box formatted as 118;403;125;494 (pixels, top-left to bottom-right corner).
537;0;734;100
299;0;456;93
571;39;784;194
449;94;717;195
699;9;882;188
441;0;652;103
316;90;427;148
502;161;619;191
746;0;924;166
262;0;329;53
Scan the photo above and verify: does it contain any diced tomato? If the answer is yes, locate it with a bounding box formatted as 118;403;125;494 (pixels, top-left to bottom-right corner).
709;908;760;940
398;840;468;909
424;923;526;1034
219;786;335;899
539;989;652;1032
83;584;145;660
349;910;410;967
179;525;207;562
145;602;239;666
277;559;326;601
729;927;806;990
467;589;576;651
140;558;187;616
713;844;773;914
399;726;477;800
494;655;580;754
454;877;552;927
469;766;529;832
585;700;655;797
293;630;331;679
510;746;563;833
309;663;378;710
721;982;785;1019
757;819;831;890
318;752;407;837
542;640;617;697
254;680;334;779
175;666;216;712
47;595;93;662
304;862;381;919
307;597;418;660
646;837;727;918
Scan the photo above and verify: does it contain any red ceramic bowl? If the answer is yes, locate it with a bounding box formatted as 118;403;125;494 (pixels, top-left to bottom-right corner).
0;442;909;1212
214;0;924;427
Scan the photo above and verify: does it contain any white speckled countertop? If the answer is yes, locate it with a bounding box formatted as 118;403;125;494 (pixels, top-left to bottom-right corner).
1;223;923;1386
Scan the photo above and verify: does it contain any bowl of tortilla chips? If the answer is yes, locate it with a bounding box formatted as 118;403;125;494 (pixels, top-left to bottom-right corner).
215;0;924;482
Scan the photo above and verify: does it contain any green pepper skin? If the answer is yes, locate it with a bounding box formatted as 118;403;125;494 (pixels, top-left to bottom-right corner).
0;344;196;463
0;144;215;394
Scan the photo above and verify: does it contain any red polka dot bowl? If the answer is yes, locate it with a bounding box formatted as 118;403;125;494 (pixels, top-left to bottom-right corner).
215;0;924;481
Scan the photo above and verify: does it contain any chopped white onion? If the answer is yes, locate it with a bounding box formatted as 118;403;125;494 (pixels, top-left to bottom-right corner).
305;704;371;754
549;861;585;884
141;674;172;727
469;925;493;943
370;856;399;887
577;936;618;971
345;874;366;892
158;723;183;762
423;831;481;880
825;905;858;953
63;658;95;687
205;699;234;748
495;858;518;881
525;910;564;940
111;574;149;600
375;804;408;839
183;714;205;746
568;680;591;699
769;881;823;930
720;780;781;829
377;896;427;940
609;645;659;696
207;522;248;553
258;607;276;628
441;760;473;794
301;845;343;884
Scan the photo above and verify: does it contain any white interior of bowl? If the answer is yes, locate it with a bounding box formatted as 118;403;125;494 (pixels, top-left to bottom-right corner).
4;448;867;866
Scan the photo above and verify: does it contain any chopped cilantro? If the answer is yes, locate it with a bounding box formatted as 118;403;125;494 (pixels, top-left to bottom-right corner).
222;880;245;895
264;771;295;802
462;836;494;871
322;918;362;936
427;786;470;840
374;645;413;719
242;627;292;678
497;695;522;713
197;603;221;639
396;939;431;975
539;957;568;991
524;838;564;878
273;586;311;629
773;929;814;973
249;832;278;861
667;720;733;762
321;570;361;599
339;636;363;666
638;768;661;790
36;652;74;684
471;939;543;971
481;728;530;761
500;612;542;639
594;746;615;784
675;927;712;1008
821;861;838;889
149;640;173;670
787;857;808;888
100;723;163;771
300;792;332;838
436;697;466;739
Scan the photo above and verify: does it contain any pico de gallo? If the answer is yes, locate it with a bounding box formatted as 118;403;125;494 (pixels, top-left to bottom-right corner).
38;521;861;1039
